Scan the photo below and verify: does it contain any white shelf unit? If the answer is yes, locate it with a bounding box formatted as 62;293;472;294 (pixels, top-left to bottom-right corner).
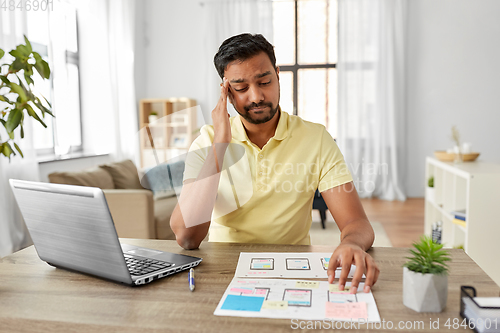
139;98;199;169
425;157;500;285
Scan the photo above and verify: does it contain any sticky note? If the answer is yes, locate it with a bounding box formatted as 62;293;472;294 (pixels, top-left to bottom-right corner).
325;302;368;320
237;280;259;284
230;287;253;294
295;281;320;289
262;301;288;310
329;284;351;293
221;295;265;312
255;288;269;295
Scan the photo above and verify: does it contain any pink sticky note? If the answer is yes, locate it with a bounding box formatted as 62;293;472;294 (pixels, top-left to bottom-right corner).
325;302;368;320
230;288;253;294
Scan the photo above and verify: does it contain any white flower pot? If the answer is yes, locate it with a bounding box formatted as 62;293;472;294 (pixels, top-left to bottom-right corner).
403;267;448;312
148;115;158;123
426;187;435;203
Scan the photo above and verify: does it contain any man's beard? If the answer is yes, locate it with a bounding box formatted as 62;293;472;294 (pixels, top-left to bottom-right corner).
235;101;279;125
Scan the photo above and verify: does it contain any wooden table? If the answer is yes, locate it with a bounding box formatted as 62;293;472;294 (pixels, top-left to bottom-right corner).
0;240;498;332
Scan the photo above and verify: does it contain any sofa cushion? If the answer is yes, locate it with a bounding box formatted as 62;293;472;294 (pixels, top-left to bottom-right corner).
48;167;115;189
141;160;185;199
168;160;185;188
99;160;143;190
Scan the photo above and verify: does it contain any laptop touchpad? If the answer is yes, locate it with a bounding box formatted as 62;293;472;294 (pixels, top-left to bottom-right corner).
126;248;162;257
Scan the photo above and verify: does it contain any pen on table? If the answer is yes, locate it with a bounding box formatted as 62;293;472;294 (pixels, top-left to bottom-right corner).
189;268;195;292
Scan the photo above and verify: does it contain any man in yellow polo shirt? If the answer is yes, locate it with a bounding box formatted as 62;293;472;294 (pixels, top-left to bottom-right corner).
170;33;379;294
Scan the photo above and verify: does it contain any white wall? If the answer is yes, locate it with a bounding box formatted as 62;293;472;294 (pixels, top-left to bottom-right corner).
406;0;500;197
134;0;210;124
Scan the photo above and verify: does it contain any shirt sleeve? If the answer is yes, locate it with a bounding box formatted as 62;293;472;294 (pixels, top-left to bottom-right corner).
183;125;213;182
317;127;353;192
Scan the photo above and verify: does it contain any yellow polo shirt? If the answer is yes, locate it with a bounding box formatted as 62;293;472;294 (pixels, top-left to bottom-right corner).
183;109;352;245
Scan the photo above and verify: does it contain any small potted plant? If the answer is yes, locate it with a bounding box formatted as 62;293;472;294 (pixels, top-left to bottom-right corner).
403;235;451;312
148;111;158;123
426;176;435;203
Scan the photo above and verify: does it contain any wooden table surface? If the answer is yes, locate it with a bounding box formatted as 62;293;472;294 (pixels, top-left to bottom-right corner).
0;240;498;332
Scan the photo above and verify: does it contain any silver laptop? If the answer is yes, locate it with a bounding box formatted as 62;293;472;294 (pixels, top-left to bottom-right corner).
9;179;202;286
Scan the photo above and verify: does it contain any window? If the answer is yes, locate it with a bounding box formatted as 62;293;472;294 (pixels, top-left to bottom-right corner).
27;1;82;156
273;0;338;138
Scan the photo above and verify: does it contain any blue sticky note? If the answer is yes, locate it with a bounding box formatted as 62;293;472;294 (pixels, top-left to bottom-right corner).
221;295;265;312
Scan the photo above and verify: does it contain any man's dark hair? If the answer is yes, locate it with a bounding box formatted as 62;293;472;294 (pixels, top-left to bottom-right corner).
214;33;276;79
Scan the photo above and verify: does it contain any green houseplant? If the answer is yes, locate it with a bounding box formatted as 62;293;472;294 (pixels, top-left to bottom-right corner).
402;235;451;312
426;176;435;203
0;36;53;160
427;176;434;188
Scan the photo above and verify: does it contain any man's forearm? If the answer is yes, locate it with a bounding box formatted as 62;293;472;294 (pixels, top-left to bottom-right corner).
339;218;375;251
170;143;228;249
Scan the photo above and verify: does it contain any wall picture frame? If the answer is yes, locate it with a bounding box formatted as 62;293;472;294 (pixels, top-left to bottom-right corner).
170;134;188;148
171;113;188;124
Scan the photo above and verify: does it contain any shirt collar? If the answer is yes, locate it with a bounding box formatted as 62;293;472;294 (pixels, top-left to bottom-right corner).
232;106;289;143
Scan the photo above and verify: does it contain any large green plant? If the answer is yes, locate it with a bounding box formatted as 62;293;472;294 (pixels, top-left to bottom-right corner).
403;235;451;275
0;36;53;160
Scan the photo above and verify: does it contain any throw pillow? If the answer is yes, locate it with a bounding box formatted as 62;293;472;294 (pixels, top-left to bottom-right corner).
48;167;115;189
99;160;143;190
142;160;185;199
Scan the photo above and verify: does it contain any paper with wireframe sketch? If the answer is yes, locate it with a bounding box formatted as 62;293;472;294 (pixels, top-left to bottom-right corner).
235;252;365;279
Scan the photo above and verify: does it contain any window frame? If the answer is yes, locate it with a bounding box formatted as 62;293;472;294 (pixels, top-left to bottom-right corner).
31;41;56;156
61;12;83;154
32;4;83;157
276;0;338;128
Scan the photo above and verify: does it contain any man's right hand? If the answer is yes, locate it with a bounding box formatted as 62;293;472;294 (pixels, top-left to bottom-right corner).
212;77;232;143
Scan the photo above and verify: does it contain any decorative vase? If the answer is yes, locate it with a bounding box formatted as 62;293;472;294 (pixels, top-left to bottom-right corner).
426;187;435;203
453;145;463;164
403;267;448;312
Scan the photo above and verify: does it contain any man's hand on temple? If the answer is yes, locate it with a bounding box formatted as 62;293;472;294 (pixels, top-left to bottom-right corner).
212;77;232;144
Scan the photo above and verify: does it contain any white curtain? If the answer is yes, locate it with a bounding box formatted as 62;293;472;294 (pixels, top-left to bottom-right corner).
76;0;139;165
202;0;274;121
0;10;37;257
337;0;407;201
107;0;139;163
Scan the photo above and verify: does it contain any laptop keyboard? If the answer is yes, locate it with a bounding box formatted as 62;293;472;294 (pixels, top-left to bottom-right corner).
124;254;173;276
